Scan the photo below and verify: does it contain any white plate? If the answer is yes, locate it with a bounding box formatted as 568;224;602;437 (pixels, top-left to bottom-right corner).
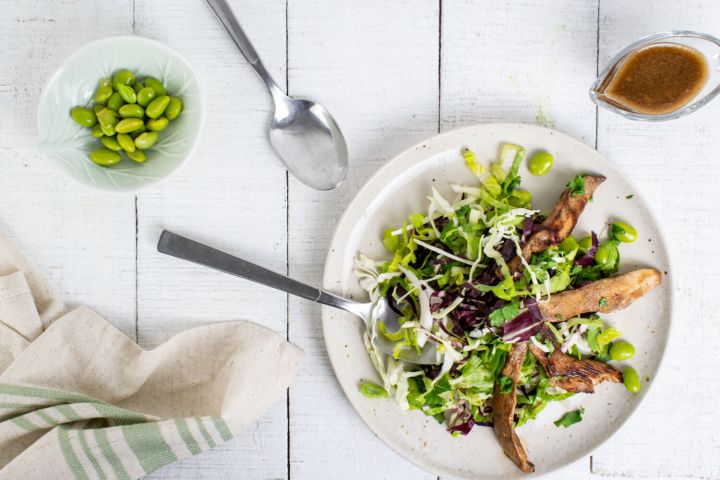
322;123;672;479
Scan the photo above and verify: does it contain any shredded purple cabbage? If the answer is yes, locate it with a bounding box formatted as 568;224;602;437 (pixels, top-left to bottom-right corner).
575;231;599;267
524;297;543;321
521;216;533;242
501;310;544;342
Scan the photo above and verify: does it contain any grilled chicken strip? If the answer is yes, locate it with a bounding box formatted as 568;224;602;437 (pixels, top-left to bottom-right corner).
539;268;662;322
528;344;622;393
509;175;605;273
492;342;534;473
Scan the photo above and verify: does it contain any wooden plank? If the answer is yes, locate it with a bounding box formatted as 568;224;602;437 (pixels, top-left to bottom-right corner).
592;1;720;477
441;1;598;478
0;2;137;338
441;0;599;144
133;1;289;478
287;1;439;479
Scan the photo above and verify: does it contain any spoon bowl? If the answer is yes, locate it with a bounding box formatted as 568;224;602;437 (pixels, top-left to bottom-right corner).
270;93;348;190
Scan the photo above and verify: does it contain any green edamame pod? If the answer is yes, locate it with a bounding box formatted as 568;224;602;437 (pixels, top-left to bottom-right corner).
136;87;156;107
118;104;145;119
134;131;158;150
622;367;641;393
146;116;168;131
96;108;119;136
91;124;104;138
609;341;635;361
145;96;169;118
107;92;124;111
527;151;554;176
125;149;147;163
112;69;135;88
117;84;137;104
115;118;144;134
165;97;183;120
100;135;122;152
93;85;113;104
89;148;121;167
143;77;166;97
611;221;638;243
70;107;97;128
116;133;136;153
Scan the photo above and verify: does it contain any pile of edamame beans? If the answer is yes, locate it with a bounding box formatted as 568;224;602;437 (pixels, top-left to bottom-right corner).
70;69;183;167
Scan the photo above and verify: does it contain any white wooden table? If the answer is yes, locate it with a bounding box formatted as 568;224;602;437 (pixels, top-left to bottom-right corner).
2;1;719;478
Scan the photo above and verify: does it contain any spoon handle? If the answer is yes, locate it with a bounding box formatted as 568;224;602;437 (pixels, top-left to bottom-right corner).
204;0;282;93
157;231;364;315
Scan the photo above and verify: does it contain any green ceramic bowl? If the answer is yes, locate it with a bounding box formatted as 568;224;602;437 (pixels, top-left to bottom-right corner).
37;36;204;193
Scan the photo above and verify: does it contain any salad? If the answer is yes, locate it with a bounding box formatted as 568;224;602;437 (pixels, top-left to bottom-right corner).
355;143;661;473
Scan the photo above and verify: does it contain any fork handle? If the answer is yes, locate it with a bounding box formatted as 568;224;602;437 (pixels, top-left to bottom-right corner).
157;231;360;313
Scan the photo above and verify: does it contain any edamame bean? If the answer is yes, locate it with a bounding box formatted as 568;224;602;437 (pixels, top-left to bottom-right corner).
146;116;168;131
112;69;135;88
622;367;641;393
125;149;147;163
89;148;121;167
145;96;169;118
132;82;143;93
134;131;158;150
101;135;122;151
93;85;113;104
93;104;105;114
115;118;144;133
558;236;578;253
509;189;532;206
96;108;119;136
97;77;112;89
594;244;610;265
91;124;104;138
528;151;554;176
70;107;97;128
578;236;593;253
143;77;166;97
107;92;124;111
136;87;156;107
609;341;635;361
117;84;137;104
611;221;638;243
165;97;183;120
116;133;136;153
118;104;145;119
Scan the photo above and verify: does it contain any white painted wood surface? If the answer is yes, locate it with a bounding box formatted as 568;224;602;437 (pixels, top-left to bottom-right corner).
1;0;719;478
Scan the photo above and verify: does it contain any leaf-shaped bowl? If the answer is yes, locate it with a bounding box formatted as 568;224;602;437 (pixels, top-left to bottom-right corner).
37;35;204;193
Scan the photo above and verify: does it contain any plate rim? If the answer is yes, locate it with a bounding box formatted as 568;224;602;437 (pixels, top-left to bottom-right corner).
321;122;674;479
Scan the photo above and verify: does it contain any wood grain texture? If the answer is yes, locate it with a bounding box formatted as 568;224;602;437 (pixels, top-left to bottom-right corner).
133;0;289;478
592;1;720;477
287;1;439;479
0;0;137;338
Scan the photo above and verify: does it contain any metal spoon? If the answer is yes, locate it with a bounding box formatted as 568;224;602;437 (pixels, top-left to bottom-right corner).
157;231;440;365
205;0;349;191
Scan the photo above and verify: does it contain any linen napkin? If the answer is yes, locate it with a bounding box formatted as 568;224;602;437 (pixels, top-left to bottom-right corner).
0;234;303;480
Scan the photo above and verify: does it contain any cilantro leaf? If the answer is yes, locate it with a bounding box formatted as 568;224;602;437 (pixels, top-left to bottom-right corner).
488;301;520;327
554;408;585;428
498;375;513;394
566;174;586;197
625;194;634;199
599;297;608;307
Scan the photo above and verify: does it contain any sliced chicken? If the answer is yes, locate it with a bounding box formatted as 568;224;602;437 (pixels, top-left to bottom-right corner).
492;342;534;473
509;175;605;272
528;344;622;393
539;268;662;322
